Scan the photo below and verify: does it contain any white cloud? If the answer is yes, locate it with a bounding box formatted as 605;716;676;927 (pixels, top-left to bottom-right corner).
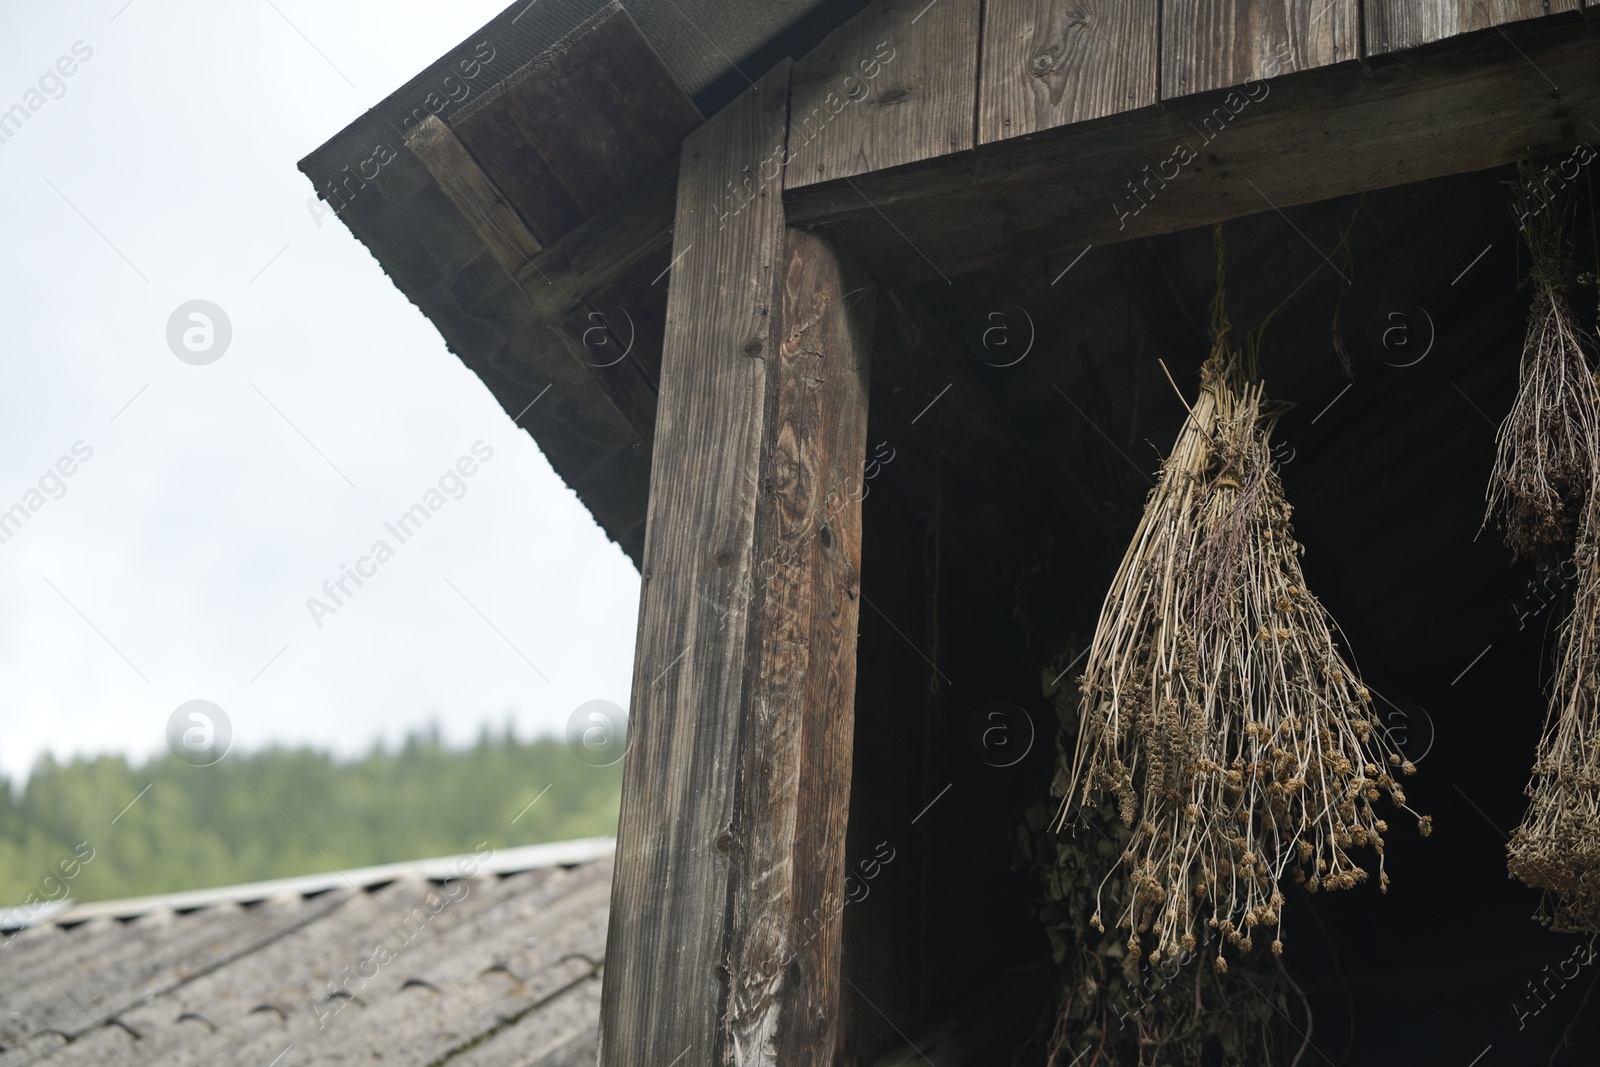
0;0;640;781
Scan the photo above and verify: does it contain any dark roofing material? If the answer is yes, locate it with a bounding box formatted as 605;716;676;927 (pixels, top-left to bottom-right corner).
300;0;865;191
0;843;613;1067
299;0;871;565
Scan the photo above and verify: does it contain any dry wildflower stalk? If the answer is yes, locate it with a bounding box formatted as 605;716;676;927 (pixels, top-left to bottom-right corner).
1059;232;1428;971
1485;164;1600;563
1509;483;1600;932
1025;781;1306;1066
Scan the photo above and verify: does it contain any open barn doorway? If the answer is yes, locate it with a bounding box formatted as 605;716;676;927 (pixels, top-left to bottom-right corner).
836;161;1600;1065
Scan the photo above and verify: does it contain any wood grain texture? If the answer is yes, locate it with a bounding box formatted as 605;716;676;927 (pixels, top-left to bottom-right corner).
405;114;543;275
1365;0;1578;55
788;20;1600;284
722;229;873;1064
597;61;793;1067
1161;0;1359;98
786;0;979;190
452;1;701;246
978;0;1158;145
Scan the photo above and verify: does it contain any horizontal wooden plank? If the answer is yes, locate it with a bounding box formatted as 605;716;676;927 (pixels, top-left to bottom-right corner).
788;20;1600;284
978;0;1158;144
1365;0;1579;55
1161;0;1359;99
787;0;979;189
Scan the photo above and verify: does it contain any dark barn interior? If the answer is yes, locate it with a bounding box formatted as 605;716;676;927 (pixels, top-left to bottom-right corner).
834;163;1600;1063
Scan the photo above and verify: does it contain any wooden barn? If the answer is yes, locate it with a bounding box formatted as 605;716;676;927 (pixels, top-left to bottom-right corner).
289;0;1600;1063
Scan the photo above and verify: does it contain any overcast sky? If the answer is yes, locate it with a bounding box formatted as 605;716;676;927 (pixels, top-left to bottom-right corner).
0;0;641;783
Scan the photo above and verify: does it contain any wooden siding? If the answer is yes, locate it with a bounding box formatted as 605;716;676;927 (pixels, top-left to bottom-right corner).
847;0;1579;149
1366;0;1581;55
1161;0;1361;98
978;0;1159;143
787;0;981;188
790;24;1600;283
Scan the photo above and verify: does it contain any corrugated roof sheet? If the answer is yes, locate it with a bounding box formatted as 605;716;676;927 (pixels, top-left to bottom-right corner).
0;841;615;1067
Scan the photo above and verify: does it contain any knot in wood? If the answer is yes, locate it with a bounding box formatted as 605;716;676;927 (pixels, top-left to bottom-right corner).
743;336;765;356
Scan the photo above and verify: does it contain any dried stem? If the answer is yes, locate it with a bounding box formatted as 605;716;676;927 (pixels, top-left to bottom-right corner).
1486;164;1600;563
1510;479;1600;932
1059;233;1427;970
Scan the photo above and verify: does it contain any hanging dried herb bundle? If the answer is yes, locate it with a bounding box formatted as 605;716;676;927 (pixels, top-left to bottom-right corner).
1509;482;1600;933
1485;164;1600;563
1020;768;1309;1066
1059;232;1429;971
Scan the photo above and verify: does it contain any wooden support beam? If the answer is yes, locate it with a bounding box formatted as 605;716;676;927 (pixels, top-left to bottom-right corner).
405;116;673;457
404;114;543;275
600;62;874;1066
724;227;874;1063
790;19;1600;284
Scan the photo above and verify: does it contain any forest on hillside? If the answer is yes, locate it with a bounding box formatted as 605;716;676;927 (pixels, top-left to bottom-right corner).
0;727;621;908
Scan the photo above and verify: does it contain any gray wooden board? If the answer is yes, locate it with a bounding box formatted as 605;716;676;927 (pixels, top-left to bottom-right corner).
1365;0;1579;54
597;61;794;1067
978;0;1159;144
788;21;1600;285
1161;0;1360;98
787;0;979;189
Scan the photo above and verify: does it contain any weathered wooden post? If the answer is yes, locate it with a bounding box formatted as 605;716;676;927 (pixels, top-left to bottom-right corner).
598;60;875;1065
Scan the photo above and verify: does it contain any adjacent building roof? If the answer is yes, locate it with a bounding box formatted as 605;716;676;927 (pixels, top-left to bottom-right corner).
0;839;614;1067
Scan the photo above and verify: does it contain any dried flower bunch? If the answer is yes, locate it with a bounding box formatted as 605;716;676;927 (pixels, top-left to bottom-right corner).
1024;781;1306;1066
1060;236;1428;971
1509;482;1600;933
1493;163;1600;933
1485;164;1600;563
